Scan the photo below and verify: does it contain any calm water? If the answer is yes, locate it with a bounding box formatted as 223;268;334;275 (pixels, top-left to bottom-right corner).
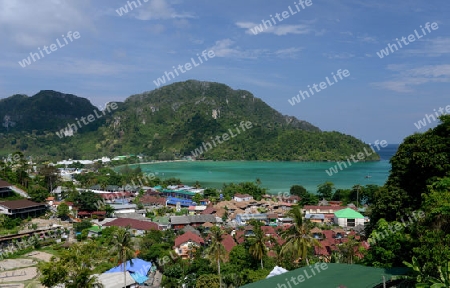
137;144;399;193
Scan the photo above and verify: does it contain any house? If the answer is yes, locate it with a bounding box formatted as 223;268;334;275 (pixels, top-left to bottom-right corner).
0;199;47;218
0;180;14;198
334;208;365;228
88;225;102;238
235;213;268;226
77;211;106;220
221;234;236;255
174;231;205;259
233;194;253;202
302;205;350;223
305;213;325;223
139;195;166;207
170;215;217;230
109;203;137;215
103;218;160;236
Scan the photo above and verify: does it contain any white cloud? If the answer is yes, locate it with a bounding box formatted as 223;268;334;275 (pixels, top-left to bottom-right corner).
359;35;377;43
209;39;267;59
406;37;450;56
134;0;194;20
274;47;303;59
323;52;355;59
0;0;92;48
235;22;313;36
372;64;450;92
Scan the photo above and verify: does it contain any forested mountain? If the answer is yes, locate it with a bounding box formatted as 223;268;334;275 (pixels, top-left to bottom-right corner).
0;80;379;161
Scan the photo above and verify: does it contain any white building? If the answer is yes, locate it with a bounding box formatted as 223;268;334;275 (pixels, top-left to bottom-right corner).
333;208;365;228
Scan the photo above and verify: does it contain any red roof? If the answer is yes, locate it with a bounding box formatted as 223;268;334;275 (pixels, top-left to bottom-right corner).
201;206;216;215
78;211;106;216
261;226;276;235
303;205;347;211
103;218;160;231
0;180;12;188
174;231;205;247
234;231;244;244
0;199;46;210
221;234;236;252
140;195;167;206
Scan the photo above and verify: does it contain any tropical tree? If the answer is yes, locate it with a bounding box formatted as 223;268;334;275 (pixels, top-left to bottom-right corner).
111;228;135;288
336;234;361;264
205;226;226;287
248;221;268;268
57;203;70;219
38;242;104;287
280;205;319;266
317;182;334;200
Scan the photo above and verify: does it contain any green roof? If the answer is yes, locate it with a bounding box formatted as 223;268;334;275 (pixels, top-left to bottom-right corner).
88;226;102;233
240;263;410;288
334;208;365;219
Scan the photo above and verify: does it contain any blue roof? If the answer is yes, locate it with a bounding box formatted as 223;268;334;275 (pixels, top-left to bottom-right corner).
166;197;193;206
105;258;152;276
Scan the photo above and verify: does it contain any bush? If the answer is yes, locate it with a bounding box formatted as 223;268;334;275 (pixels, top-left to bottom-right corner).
40;239;57;247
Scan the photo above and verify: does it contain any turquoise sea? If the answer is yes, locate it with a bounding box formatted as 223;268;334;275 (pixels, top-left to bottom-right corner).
138;144;399;193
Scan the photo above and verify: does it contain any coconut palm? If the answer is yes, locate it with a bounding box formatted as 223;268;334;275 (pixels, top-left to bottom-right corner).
248;221;268;268
280;205;319;266
111;228;135;288
205;226;226;287
337;234;361;264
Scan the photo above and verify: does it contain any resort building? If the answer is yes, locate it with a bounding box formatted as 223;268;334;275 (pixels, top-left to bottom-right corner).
0;199;47;218
334;208;365;228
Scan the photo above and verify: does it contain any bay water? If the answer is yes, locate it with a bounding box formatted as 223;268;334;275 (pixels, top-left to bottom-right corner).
138;144;399;193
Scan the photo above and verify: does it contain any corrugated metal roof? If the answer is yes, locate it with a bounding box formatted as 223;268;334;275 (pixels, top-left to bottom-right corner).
334;208;365;219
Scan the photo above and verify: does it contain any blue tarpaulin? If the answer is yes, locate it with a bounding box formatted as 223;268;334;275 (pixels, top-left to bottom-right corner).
131;273;149;284
105;258;152;284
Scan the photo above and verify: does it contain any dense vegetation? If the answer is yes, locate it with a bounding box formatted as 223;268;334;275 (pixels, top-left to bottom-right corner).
363;115;450;285
0;80;379;161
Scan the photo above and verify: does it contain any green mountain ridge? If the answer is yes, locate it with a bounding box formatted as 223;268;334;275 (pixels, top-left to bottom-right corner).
0;80;379;161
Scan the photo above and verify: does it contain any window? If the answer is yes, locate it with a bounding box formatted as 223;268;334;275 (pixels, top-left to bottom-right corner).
347;218;355;227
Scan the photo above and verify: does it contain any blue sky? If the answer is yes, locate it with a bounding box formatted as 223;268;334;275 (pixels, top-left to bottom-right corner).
1;0;449;144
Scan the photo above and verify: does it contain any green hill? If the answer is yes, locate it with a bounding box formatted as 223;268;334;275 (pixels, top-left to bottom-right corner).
0;80;379;161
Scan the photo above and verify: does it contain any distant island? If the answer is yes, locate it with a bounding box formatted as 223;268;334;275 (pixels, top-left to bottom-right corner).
0;80;379;162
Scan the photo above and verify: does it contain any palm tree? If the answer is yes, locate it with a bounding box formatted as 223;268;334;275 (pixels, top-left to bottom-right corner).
337;235;360;264
205;226;226;288
112;228;135;288
248;221;268;268
280;205;319;266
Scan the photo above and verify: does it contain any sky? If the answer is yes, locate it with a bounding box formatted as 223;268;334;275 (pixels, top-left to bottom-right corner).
0;0;449;144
